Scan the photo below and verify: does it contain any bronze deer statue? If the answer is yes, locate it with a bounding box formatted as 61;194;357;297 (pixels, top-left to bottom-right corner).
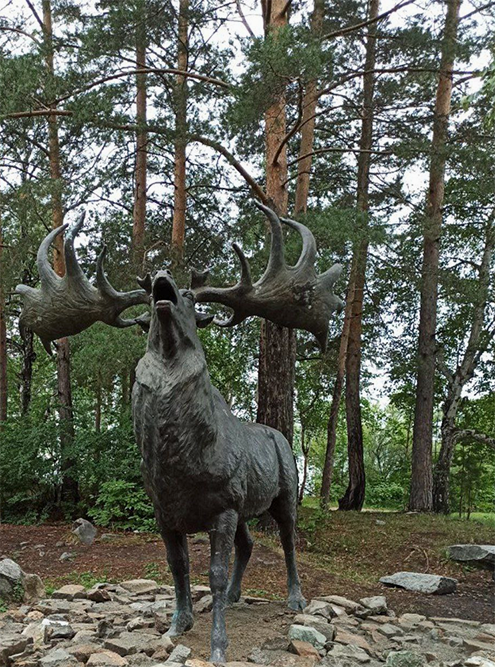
16;203;343;663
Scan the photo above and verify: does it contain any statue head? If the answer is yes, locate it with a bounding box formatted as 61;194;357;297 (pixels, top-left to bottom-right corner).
139;270;213;357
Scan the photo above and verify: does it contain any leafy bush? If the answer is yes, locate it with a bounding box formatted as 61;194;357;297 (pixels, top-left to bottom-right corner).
88;480;157;532
365;482;407;509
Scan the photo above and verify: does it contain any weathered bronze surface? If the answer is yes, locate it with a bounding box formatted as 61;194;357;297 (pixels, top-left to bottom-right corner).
16;204;344;662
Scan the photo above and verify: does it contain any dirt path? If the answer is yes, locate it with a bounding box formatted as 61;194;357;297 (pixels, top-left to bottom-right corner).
1;523;493;625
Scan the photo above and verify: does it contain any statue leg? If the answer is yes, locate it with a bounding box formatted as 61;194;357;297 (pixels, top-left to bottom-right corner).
160;529;194;636
227;521;253;604
209;508;238;663
269;497;307;611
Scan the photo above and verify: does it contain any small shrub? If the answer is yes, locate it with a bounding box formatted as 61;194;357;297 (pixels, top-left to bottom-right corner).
88;480;157;532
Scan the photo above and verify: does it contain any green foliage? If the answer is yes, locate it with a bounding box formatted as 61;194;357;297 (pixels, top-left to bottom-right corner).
88;480;156;532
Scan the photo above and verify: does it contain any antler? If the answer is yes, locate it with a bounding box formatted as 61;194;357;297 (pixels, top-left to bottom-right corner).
192;202;344;350
16;213;150;353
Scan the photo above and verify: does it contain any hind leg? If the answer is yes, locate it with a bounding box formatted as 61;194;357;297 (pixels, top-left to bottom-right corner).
227;522;253;604
269;496;306;611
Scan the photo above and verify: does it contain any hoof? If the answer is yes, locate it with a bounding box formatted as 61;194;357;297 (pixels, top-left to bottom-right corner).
227;587;241;605
288;595;307;612
210;649;226;664
166;611;194;636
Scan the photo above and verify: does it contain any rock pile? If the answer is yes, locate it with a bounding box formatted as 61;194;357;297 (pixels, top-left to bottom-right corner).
1;573;494;667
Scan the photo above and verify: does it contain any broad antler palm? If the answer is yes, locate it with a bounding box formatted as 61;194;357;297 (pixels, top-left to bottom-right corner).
192;202;344;350
16;213;150;353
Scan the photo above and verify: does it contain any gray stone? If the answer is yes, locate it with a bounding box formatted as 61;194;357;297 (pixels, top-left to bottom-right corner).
166;645;191;664
121;580;159;595
465;658;495;667
448;545;495;574
22;573;45;603
52;584;86;600
0;635;32;666
359;596;387;614
293;614;335;641
59;552;75;562
195;595;213;613
104;632;161;657
385;651;427;667
72;518;98;546
304;599;334;620
325;644;371;664
316;595;363;613
398;614;426;627
380;572;457;594
43;617;76;640
39;648;80;667
288;624;326;650
87;650;129;666
0;558;23;599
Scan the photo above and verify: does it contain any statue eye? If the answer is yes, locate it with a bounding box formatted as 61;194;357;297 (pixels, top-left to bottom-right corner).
183;291;195;302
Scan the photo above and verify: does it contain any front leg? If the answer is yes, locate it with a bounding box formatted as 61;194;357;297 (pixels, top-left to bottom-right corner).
209;509;238;663
160;528;194;636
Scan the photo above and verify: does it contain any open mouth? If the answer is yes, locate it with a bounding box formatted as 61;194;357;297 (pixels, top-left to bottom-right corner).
153;276;178;308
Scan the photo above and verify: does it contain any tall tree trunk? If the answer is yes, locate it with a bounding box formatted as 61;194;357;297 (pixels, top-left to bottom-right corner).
20;325;35;415
171;0;189;271
42;0;78;509
320;294;353;507
293;0;323;216
409;0;462;512
432;220;494;513
298;426;309;504
256;0;295;446
0;222;6;422
338;0;379;511
132;4;147;271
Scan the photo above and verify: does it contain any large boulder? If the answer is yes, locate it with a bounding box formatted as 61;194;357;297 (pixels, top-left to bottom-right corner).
379;571;457;594
0;558;45;603
0;559;23;599
72;518;98;546
448;545;495;577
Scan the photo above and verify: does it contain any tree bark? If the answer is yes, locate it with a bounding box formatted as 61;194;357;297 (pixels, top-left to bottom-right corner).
338;0;379;512
293;0;323;216
256;0;296;446
298;426;310;504
20;325;35;415
433;220;494;513
42;0;78;509
171;0;189;270
132;4;147;271
409;0;462;512
0;222;7;422
320;292;353;507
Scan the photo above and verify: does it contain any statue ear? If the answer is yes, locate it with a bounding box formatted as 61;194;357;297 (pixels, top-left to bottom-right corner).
195;310;214;329
137;273;152;293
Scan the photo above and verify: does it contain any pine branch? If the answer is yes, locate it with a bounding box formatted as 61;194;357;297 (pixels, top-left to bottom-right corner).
321;0;416;41
189;134;268;204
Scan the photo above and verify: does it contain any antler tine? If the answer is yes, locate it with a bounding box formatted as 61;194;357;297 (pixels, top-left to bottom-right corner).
232;243;252;287
319;263;343;289
96;245;149;310
64;212;89;281
96;245;118;299
255;202;286;278
280;217;317;272
37;224;68;287
214;310;245;328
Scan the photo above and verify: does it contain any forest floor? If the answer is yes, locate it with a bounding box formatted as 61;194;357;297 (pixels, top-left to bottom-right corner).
1;509;494;658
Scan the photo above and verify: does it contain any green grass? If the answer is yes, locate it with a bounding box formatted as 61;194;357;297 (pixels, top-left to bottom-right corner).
45;570;116;595
291;505;495;586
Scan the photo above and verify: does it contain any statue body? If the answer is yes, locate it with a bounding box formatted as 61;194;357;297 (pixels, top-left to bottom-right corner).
16;203;345;663
132;271;305;662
